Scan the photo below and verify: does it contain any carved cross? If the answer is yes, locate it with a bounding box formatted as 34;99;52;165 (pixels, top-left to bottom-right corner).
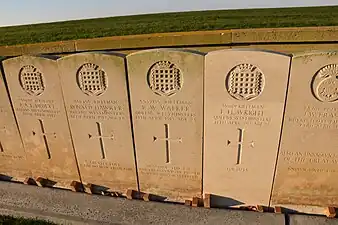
88;122;114;159
153;124;182;163
32;119;56;159
226;128;254;165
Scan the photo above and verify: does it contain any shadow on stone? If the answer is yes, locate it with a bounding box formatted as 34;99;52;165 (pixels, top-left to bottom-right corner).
208;194;245;208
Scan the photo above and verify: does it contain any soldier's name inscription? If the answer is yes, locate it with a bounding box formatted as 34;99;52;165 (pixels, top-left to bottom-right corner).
68;99;127;120
15;98;60;118
287;105;338;129
213;103;271;126
134;99;196;122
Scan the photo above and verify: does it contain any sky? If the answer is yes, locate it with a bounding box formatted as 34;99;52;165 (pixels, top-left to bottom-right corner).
0;0;337;27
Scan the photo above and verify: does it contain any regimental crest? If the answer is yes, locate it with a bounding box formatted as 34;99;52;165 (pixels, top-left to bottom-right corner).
77;63;107;96
226;63;265;101
312;64;338;103
147;61;182;97
19;65;45;96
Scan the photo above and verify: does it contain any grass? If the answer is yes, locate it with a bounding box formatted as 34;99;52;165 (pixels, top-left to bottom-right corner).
0;5;338;46
0;215;56;225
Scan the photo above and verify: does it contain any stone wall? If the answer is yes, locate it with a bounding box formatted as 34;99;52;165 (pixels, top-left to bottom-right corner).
0;47;337;217
0;26;338;57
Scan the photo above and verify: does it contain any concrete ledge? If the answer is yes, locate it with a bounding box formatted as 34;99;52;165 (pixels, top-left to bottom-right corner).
0;40;76;57
0;26;338;57
75;30;232;51
231;26;338;43
0;181;284;225
289;214;338;225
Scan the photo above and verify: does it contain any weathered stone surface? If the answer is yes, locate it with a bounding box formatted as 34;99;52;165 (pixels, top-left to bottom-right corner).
289;214;338;225
21;41;76;55
57;52;137;193
75;30;232;52
2;55;80;188
0;69;30;181
232;26;338;43
127;49;204;202
271;51;338;210
204;49;291;207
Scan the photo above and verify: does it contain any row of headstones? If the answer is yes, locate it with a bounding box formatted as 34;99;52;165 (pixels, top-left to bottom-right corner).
0;49;337;212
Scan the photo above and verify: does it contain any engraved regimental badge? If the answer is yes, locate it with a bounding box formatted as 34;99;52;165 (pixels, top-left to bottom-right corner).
312;64;338;103
77;63;107;96
226;63;265;101
147;61;183;97
19;65;45;96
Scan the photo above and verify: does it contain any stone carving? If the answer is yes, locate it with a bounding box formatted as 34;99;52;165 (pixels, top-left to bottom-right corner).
77;63;107;96
226;63;264;101
19;65;45;96
312;64;338;103
153;124;183;164
127;49;203;202
204;49;291;208
58;53;138;195
88;122;114;160
32;119;57;159
226;128;255;165
147;61;182;96
3;56;81;189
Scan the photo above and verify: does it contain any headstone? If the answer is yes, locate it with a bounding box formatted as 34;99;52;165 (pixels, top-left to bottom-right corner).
271;52;338;212
0;68;31;181
203;49;291;207
127;49;204;202
2;55;80;188
57;52;137;193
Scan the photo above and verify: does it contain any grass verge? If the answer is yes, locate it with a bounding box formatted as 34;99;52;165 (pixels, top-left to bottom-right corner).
0;5;337;46
0;215;56;225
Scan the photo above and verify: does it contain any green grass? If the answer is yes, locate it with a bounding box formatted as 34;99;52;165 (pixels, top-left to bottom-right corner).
0;5;338;46
0;215;56;225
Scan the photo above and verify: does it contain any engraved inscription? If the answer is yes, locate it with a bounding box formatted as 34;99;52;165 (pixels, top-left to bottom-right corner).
19;65;45;96
32;119;56;159
213;103;271;127
147;61;182;97
287;105;338;129
226;167;249;172
281;151;338;173
77;63;107;96
139;165;200;181
82;160;132;171
15;98;60;119
312;64;338;103
226;63;264;101
88;122;114;159
226;128;254;165
153;124;182;163
134;99;196;122
0;154;24;159
68;99;126;121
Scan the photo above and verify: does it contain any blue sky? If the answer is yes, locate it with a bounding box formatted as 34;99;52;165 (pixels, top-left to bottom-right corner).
0;0;337;27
